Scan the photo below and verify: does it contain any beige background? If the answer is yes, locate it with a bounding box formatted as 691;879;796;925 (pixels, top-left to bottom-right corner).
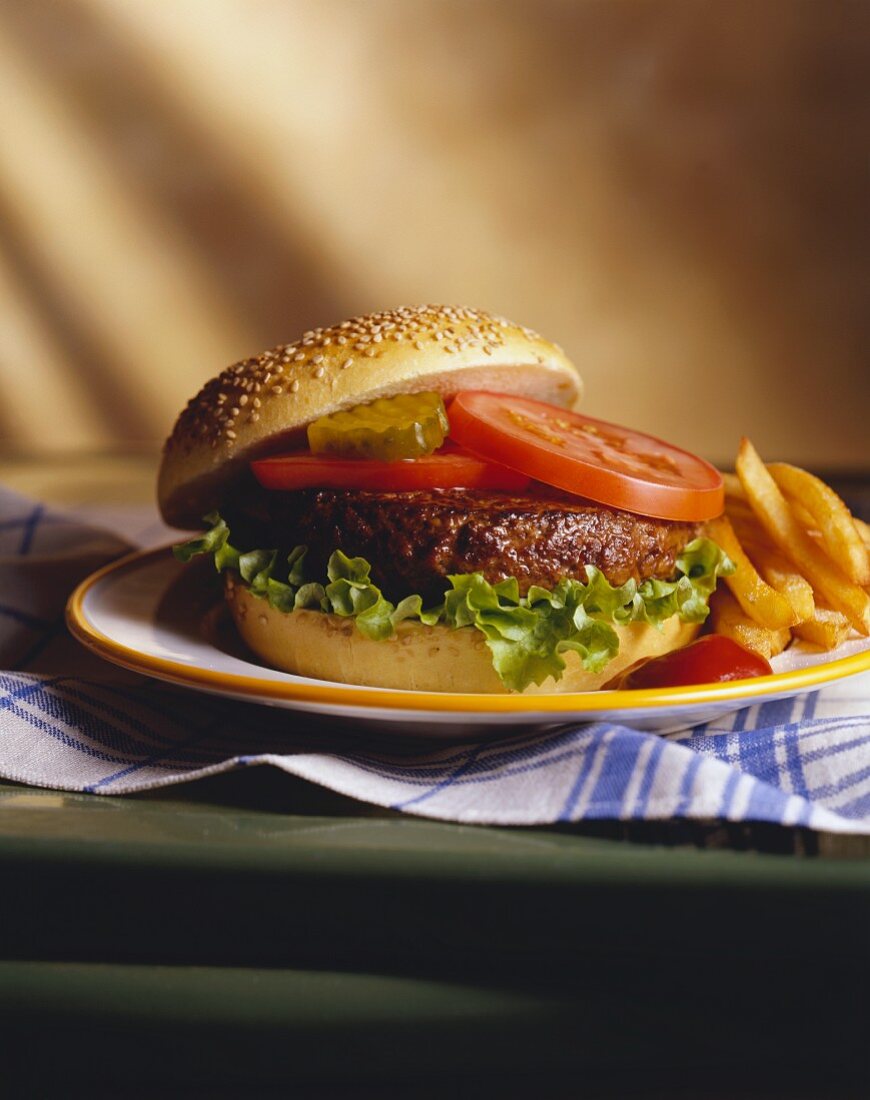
0;0;867;469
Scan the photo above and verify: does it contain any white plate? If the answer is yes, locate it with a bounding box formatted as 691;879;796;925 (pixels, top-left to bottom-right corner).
67;546;870;739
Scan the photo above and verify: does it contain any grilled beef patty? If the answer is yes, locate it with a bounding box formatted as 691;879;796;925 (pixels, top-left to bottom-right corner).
229;488;700;603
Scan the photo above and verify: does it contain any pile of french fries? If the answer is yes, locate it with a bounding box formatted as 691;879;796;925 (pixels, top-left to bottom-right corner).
706;438;870;660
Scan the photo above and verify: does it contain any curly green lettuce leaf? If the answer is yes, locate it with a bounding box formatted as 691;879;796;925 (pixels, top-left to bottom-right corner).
325;550;396;640
441;573;620;691
174;517;734;693
172;512;241;572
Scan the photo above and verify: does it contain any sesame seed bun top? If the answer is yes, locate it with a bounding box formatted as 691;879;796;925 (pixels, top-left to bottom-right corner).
158;304;581;529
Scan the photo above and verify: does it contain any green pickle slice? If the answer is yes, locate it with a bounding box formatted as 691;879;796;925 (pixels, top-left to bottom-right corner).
307;391;450;461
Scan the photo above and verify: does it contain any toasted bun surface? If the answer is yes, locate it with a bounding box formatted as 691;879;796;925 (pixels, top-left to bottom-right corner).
158;305;580;528
225;577;699;695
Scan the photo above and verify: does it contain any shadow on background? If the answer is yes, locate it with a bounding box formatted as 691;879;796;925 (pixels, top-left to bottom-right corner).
0;0;342;346
0;0;867;466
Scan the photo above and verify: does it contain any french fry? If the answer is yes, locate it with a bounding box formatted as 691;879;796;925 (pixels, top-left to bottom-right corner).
709;588;791;660
724;497;776;553
792;606;851;651
724;495;762;529
743;541;816;624
736;438;870;635
767;462;870;587
706;515;799;629
723;502;815;621
722;471;746;501
854;516;870;552
726;509;775;550
786;500;820;532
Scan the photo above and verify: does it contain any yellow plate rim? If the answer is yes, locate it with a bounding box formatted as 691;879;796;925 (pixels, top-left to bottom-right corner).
66;545;870;715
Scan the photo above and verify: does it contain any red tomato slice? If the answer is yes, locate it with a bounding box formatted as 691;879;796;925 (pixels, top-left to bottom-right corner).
616;635;772;690
447;392;724;521
250;451;531;492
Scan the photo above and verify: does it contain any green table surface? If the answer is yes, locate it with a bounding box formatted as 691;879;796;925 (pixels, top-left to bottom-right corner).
3;771;870;1094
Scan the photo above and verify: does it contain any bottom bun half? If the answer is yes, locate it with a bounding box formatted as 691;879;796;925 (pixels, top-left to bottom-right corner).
225;576;700;694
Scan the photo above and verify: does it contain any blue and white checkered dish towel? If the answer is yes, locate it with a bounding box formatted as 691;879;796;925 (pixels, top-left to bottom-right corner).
2;485;870;832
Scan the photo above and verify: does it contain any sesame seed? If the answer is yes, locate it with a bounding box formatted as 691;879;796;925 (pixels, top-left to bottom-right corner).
166;307;548;455
253;397;261;408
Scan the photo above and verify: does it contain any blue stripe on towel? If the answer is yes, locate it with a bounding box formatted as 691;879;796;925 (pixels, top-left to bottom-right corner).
390;744;485;810
631;739;666;819
674;753;704;816
17;505;44;555
558;726;613;821
0;604;53;631
582;729;647;817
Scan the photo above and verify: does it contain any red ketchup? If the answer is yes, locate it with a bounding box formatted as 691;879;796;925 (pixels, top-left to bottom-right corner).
616;635;772;690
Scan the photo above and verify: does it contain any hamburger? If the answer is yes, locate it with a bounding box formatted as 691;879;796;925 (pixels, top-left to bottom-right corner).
160;305;731;694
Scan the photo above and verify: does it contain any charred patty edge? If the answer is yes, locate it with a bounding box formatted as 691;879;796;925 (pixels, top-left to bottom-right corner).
226;487;701;604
